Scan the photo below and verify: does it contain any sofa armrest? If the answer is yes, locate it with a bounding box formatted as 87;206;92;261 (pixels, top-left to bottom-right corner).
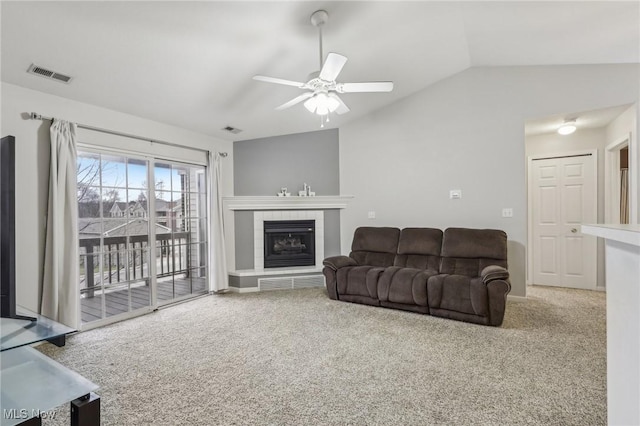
480;265;509;284
323;255;357;271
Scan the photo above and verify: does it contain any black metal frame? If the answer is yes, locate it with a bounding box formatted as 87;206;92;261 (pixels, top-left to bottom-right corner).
1;136;36;322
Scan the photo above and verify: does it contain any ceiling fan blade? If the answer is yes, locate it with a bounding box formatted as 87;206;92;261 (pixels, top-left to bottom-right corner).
338;82;394;93
275;92;314;111
253;75;306;88
319;53;348;81
328;93;350;115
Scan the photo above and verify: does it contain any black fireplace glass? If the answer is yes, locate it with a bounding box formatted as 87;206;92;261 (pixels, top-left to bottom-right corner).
264;220;315;268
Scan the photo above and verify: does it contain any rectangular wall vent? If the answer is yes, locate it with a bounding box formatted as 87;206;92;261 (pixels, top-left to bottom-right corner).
293;275;325;289
222;126;242;134
259;277;292;291
258;275;325;291
27;64;73;84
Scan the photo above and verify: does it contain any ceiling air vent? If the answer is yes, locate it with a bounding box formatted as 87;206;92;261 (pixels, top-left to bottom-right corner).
27;64;73;84
222;126;242;134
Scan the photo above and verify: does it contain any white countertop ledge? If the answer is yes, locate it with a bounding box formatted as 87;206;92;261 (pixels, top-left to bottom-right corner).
582;224;640;247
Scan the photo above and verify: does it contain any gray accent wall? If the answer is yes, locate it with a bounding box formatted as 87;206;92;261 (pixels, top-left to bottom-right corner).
234;128;339;196
233;128;341;270
235;211;255;270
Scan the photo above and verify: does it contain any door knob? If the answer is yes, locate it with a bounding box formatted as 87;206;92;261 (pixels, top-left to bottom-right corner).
571;228;577;233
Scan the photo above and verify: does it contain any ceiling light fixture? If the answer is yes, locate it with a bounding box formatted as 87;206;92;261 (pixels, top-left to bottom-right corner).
558;119;577;135
303;92;340;116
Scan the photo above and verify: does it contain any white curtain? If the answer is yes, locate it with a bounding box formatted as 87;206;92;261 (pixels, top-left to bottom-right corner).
209;152;228;292
620;168;629;224
41;119;79;328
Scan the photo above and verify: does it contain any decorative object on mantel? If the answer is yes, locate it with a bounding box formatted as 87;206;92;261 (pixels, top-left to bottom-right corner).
299;183;315;197
277;187;291;197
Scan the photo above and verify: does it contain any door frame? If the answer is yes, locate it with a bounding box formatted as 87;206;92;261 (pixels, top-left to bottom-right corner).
526;149;598;286
605;133;632;223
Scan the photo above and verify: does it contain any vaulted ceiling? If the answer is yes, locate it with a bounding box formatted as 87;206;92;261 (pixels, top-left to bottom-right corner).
2;1;638;141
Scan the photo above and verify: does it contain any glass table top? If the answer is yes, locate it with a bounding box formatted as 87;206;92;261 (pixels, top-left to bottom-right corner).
1;346;98;426
1;308;76;352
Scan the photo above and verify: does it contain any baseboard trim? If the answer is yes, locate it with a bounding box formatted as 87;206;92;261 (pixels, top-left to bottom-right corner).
507;295;527;302
595;286;606;292
228;286;260;293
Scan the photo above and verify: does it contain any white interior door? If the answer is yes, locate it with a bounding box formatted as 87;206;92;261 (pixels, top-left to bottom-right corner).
531;152;597;289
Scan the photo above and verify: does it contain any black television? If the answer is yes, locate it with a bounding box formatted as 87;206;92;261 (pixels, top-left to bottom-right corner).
1;135;35;321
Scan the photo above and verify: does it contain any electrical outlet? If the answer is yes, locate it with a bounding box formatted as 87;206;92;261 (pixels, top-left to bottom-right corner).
502;208;513;218
368;211;376;219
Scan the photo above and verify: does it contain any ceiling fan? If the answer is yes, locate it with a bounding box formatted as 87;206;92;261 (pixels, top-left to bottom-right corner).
253;10;394;126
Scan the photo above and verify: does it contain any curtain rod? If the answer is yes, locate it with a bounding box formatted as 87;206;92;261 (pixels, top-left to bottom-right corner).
29;112;228;157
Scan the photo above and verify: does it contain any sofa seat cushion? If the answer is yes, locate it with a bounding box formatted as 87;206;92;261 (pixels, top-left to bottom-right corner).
336;265;385;301
427;274;489;317
378;267;436;307
440;258;508;278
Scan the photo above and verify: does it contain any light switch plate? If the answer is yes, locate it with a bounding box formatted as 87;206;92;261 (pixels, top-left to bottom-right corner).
449;189;462;200
502;208;513;218
368;211;376;219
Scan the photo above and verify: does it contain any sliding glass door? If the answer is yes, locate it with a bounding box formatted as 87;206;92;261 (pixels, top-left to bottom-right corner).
153;162;208;305
77;150;208;326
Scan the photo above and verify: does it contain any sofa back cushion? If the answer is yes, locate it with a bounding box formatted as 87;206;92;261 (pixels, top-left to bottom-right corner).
440;228;508;277
350;227;400;267
393;228;443;270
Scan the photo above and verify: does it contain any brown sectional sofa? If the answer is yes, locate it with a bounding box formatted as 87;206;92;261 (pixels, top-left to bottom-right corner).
323;227;511;326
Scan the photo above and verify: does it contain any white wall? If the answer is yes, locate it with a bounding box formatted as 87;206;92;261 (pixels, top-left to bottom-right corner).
0;82;234;312
526;128;608;288
339;65;639;298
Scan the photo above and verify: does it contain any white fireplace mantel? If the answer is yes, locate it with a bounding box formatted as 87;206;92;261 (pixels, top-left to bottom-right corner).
223;195;353;211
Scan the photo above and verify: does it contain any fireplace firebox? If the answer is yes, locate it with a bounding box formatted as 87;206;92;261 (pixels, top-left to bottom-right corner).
264;220;315;268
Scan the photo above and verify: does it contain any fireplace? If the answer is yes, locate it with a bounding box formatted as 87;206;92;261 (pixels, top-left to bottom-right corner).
264;220;315;268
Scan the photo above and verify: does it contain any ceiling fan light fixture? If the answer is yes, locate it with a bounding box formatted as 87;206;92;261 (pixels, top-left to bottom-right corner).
253;9;393;124
558;119;577;135
316;105;329;116
304;96;318;113
304;93;340;115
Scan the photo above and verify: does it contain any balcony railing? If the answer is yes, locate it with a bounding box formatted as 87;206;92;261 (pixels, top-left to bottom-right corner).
79;232;191;298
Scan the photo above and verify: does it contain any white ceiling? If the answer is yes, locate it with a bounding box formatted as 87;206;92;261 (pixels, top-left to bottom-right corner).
525;104;634;137
1;1;639;142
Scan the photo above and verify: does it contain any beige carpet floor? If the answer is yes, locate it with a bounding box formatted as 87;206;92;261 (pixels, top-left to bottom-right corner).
38;285;606;425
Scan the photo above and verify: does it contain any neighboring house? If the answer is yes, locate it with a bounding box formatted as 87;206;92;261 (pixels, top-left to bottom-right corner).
78;218;172;239
79;197;181;241
108;203;124;218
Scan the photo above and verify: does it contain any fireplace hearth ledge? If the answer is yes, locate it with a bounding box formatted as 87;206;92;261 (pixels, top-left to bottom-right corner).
229;266;323;277
228;266;326;293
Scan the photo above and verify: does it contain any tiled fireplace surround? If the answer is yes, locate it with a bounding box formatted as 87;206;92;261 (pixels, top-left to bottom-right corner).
253;210;324;269
223;196;352;292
